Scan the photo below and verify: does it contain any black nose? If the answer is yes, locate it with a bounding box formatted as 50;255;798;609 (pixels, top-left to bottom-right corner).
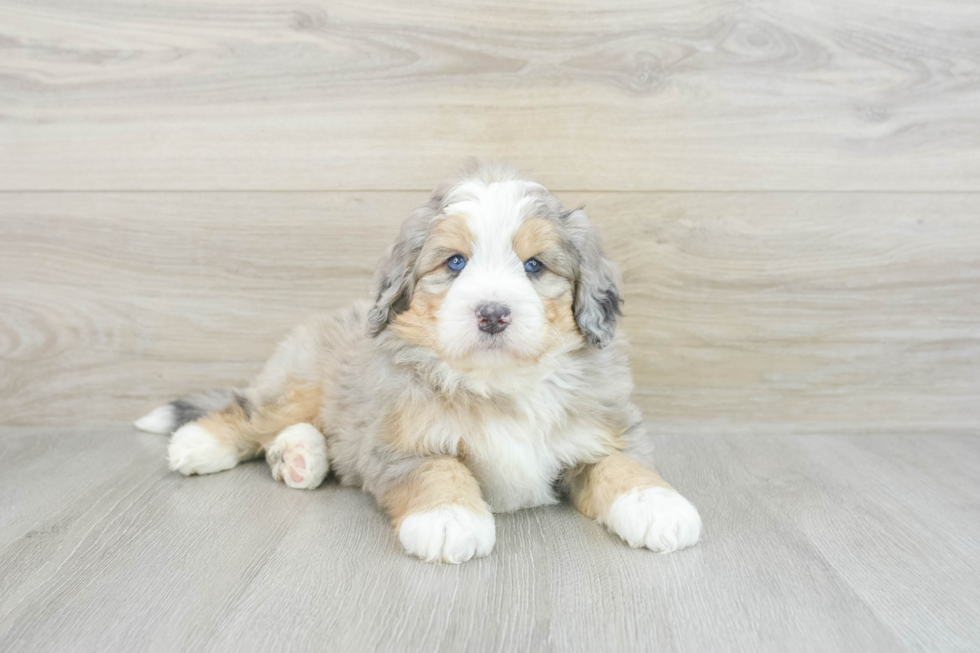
476;303;511;334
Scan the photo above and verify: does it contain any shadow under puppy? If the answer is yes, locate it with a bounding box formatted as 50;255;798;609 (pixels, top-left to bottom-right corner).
136;162;702;563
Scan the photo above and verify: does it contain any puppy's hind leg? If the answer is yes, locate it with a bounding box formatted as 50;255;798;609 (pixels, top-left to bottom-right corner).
135;389;258;476
265;423;330;490
139;383;325;479
165;392;266;476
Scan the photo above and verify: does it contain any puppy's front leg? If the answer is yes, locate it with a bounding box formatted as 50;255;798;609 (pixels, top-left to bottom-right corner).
380;457;495;564
565;452;701;553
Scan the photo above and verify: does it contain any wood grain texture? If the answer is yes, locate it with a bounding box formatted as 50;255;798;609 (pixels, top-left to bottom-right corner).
2;0;980;190
0;425;977;652
2;191;978;431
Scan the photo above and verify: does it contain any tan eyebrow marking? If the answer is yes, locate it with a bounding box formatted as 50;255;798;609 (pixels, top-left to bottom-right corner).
512;217;563;263
429;214;473;256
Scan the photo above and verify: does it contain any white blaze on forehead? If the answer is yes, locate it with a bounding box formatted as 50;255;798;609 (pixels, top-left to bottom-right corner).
444;180;540;272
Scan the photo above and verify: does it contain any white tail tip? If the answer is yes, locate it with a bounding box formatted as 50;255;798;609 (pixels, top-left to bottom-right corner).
134;404;177;434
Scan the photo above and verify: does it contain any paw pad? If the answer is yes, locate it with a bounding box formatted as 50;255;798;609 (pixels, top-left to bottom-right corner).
265;423;329;490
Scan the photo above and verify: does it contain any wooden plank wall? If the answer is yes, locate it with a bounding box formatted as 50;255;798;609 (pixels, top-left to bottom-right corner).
2;0;979;432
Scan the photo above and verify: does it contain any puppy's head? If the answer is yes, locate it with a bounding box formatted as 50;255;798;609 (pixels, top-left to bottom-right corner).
367;163;622;368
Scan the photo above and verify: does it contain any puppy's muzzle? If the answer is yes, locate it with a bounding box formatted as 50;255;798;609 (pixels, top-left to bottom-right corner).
476;303;511;335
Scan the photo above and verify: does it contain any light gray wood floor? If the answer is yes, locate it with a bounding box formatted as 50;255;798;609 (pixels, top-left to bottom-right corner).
1;422;978;653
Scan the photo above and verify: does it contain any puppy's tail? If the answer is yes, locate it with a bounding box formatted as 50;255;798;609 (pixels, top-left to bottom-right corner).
134;388;242;434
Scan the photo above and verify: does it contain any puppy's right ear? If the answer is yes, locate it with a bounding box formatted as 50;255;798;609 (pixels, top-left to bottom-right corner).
366;243;414;337
366;205;435;337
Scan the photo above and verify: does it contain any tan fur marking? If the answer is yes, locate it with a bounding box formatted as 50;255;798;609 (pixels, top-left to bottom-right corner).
512;217;563;262
543;291;579;336
526;288;583;360
391;288;444;349
381;457;487;530
565;452;672;521
195;382;323;459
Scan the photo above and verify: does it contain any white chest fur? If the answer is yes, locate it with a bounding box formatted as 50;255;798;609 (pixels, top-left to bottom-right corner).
459;385;612;513
466;418;563;512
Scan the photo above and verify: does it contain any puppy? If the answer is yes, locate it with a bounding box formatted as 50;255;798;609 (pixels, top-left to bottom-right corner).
136;163;702;563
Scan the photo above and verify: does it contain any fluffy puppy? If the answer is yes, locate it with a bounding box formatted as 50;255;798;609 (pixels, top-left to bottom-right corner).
136;163;702;563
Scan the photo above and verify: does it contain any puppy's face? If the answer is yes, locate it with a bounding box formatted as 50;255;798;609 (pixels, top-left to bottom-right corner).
369;171;622;370
394;182;579;367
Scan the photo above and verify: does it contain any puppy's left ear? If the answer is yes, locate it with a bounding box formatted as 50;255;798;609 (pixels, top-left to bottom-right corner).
564;209;623;348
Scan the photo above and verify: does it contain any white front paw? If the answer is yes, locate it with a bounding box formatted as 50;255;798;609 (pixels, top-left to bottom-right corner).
606;487;702;553
265;423;329;490
168;424;238;476
398;505;496;564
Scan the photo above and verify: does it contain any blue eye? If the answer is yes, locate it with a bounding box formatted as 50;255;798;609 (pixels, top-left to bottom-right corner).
447;255;466;272
524;258;543;274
